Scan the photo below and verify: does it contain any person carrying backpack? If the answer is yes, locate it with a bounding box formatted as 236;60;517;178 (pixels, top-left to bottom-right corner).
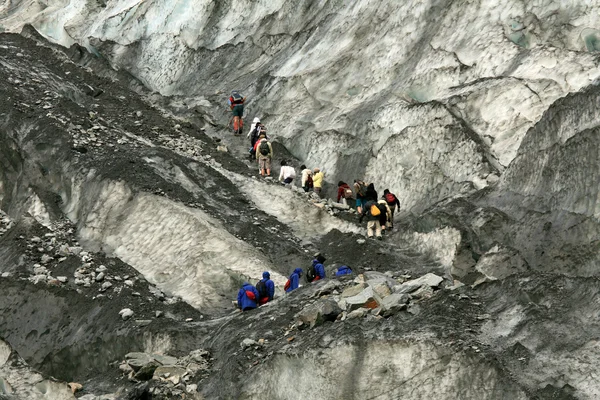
307;254;326;283
285;268;303;293
255;136;273;177
353;179;368;213
377;199;392;235
256;271;275;305
382;189;400;230
336;181;354;206
237;282;259;311
247;118;265;158
228;90;246;135
358;200;384;239
365;183;378;202
300;165;313;192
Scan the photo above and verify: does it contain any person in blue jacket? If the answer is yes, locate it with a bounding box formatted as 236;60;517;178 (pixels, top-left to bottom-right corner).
335;265;352;277
257;271;275;305
308;254;326;282
285;268;303;293
237;282;259;311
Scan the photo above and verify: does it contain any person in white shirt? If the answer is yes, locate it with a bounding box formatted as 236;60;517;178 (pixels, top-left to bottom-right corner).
279;160;296;184
300;164;313;192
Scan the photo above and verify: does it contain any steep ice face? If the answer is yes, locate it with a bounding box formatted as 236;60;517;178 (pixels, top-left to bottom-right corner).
5;0;600;211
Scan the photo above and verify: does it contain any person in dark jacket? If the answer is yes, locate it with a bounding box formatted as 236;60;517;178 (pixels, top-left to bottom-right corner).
309;254;326;282
382;189;400;229
365;183;378;202
257;271;275;305
286;268;303;293
353;179;367;213
237;282;259;311
359;200;383;239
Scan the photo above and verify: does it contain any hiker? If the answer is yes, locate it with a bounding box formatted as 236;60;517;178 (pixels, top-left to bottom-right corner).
256;271;275;305
256;135;273;177
359;200;385;239
312;168;324;197
237;282;259;311
279;160;296;184
307;254;326;282
377;199;392;234
247;118;265;158
300;165;313;192
228;90;246;135
335;265;353;277
354;179;368;213
365;183;378;202
336;181;353;206
382;189;400;229
285;268;303;293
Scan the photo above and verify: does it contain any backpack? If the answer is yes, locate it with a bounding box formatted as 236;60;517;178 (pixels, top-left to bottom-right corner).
385;193;396;204
245;290;256;301
231;91;243;103
370;204;381;216
284;279;291;292
256;280;268;298
306;174;314;188
259;141;270;156
357;182;367;197
306;264;316;282
344;187;353;198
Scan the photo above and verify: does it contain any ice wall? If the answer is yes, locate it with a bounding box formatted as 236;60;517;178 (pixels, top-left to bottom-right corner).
4;0;600;210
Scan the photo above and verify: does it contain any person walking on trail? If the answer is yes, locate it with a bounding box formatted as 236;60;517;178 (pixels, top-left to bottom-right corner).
247;118;265;158
228;90;246;135
307;254;326;283
377;198;392;235
382;189;400;230
256;271;275;305
365;183;378;202
300;165;313;192
279;160;296;184
359;200;385;239
312;168;324;197
237;282;259;311
353;179;368;214
336;181;354;206
256;136;273;177
285;268;303;293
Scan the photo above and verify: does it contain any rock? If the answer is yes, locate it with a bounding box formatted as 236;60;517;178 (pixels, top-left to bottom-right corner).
330;202;350;210
126;352;154;371
153;354;178;366
380;293;410;316
1;272;10;278
347;308;369;319
296;299;342;329
149;285;165;300
411;285;435;299
134;362;159;381
56;276;68;283
216;145;228;152
68;382;83;393
153;366;187;385
186;384;198;393
155;310;164;318
124;280;134;287
367;279;392;299
101;281;113;291
395;273;444;294
344;287;380;311
30;236;41;243
314;280;342;297
341;283;368;298
119;308;134;320
40;254;53;264
33;265;48;275
95;272;105;281
241;338;257;349
96;265;107;273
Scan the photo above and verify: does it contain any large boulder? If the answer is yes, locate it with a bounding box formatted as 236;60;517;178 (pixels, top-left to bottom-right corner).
367;278;392;299
341;283;368;298
395;273;444;294
344;287;380;311
296;299;342;329
381;293;410;317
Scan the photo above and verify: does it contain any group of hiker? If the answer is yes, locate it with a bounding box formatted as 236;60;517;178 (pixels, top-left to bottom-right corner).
237;255;353;311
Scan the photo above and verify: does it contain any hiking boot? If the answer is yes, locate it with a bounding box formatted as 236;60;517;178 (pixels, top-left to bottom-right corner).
377;236;383;240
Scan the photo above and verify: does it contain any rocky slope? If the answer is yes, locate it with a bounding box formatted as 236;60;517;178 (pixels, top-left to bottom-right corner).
0;1;599;399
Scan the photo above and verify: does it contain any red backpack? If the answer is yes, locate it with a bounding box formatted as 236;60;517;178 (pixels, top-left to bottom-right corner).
385;193;396;203
284;279;291;292
245;290;256;301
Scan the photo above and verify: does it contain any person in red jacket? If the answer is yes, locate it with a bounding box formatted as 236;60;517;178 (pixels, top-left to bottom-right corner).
336;181;354;206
